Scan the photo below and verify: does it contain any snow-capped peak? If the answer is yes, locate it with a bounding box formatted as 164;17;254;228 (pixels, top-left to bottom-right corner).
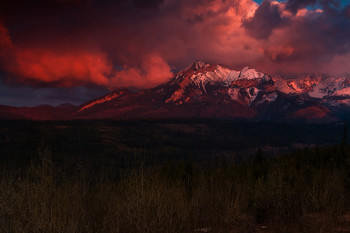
238;67;267;80
186;64;240;88
163;62;241;103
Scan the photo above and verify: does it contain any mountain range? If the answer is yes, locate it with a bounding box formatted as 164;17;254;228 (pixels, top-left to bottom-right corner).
2;61;350;122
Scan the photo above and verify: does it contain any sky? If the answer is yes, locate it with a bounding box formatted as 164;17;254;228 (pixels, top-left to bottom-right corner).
254;0;349;7
0;0;350;106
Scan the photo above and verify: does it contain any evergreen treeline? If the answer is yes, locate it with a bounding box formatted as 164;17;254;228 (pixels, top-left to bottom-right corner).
1;142;350;233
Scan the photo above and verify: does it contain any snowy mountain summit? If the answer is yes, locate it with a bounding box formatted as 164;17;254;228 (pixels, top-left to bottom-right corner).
75;61;350;121
1;61;350;122
174;61;240;88
175;62;270;87
160;62;275;106
238;66;269;81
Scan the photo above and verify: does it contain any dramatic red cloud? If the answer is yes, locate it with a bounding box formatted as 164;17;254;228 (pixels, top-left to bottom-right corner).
13;50;112;87
0;24;110;87
110;53;173;89
0;22;173;89
1;0;350;90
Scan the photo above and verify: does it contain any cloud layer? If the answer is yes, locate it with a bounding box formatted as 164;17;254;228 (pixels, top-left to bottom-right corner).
0;0;350;90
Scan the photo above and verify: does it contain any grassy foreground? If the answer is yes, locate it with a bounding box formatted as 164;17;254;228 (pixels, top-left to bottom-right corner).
1;143;350;233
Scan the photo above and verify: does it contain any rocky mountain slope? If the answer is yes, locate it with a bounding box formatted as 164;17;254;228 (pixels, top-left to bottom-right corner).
1;61;350;122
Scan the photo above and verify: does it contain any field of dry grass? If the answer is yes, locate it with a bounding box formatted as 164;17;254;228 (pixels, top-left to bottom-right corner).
1;143;350;233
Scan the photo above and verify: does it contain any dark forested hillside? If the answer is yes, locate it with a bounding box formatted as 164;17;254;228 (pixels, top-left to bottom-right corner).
0;119;345;167
1;119;350;232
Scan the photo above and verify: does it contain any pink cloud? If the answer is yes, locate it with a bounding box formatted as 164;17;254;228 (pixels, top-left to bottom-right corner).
110;53;173;89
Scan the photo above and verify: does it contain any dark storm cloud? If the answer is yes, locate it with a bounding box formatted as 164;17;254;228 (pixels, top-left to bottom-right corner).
1;0;350;95
0;0;163;14
0;0;175;90
242;0;348;40
286;0;317;14
132;0;164;8
242;0;350;62
242;0;285;39
0;76;109;107
248;0;350;75
284;0;346;14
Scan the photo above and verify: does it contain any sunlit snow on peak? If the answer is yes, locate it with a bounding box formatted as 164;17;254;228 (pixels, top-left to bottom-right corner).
238;67;267;80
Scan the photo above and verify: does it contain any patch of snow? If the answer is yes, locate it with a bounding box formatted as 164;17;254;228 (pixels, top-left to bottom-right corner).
79;91;123;111
216;65;240;83
273;77;296;94
190;65;239;90
288;81;304;92
309;81;327;98
331;87;350;97
287;75;349;97
238;67;267;80
166;88;185;103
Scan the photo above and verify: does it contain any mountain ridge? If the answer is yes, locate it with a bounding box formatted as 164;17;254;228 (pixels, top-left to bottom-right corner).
1;61;350;122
